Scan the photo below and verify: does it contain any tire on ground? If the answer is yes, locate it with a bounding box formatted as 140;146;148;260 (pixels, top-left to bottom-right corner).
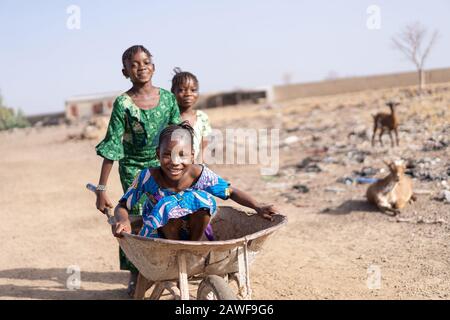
197;275;237;300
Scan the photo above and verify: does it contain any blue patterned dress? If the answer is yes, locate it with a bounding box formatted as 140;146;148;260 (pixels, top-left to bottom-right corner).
119;165;231;239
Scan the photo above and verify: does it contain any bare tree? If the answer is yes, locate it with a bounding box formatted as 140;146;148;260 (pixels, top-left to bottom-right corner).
392;22;439;90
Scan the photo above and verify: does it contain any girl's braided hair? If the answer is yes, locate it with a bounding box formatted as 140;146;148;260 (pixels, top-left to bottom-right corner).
171;67;199;93
122;45;153;67
158;121;195;150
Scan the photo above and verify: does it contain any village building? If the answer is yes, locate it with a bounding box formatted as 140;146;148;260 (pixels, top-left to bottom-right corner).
64;91;121;122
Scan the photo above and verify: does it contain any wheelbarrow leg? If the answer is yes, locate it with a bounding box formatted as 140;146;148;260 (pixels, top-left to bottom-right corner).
134;273;154;300
164;281;181;300
149;281;181;300
148;282;165;300
177;252;190;300
236;244;252;299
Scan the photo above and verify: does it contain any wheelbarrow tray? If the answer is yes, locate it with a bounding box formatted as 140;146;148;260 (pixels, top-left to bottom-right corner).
118;206;287;282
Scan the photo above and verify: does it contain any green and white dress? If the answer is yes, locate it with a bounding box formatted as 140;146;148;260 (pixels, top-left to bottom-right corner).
96;88;181;271
192;110;212;161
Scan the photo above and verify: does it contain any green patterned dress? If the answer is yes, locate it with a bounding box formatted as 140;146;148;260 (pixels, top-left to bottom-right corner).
96;88;181;271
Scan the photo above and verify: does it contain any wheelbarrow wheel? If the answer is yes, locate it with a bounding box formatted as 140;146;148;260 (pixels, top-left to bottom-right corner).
197;275;236;300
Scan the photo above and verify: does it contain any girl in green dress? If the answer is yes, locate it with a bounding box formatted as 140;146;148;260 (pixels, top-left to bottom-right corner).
94;45;181;296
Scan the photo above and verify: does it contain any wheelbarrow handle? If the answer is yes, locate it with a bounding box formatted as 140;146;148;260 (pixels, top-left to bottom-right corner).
86;183;116;225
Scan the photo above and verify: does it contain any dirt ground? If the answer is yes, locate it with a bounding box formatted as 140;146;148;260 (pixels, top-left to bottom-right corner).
1;83;449;300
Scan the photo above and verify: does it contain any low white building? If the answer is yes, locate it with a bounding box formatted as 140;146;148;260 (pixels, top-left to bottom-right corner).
65;91;121;122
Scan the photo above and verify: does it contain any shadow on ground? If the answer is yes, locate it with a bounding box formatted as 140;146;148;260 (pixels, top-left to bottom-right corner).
0;268;129;299
320;199;381;215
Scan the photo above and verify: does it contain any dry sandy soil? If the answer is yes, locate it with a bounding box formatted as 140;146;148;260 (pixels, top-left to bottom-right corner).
1;83;449;300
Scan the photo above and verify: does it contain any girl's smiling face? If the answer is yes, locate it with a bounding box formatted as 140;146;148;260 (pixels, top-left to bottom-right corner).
122;50;154;84
157;135;194;182
174;78;199;111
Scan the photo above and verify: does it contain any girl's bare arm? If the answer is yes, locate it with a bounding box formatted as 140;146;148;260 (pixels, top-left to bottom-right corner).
201;137;209;164
229;187;279;220
98;158;113;186
96;158;114;212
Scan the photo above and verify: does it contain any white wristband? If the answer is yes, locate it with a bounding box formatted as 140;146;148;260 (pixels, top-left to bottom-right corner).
96;184;107;191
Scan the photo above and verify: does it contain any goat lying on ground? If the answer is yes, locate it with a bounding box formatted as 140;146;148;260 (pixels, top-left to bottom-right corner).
371;101;400;147
366;160;415;215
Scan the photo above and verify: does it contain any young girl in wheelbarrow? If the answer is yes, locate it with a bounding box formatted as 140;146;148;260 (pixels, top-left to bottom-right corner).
112;122;279;240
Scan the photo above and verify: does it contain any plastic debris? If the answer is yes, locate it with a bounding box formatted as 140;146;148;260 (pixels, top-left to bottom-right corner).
293;184;310;193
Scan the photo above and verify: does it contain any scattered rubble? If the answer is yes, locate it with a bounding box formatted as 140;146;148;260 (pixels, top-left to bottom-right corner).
414;189;433;195
405;158;449;181
422;136;449;152
355;177;378;184
296;157;322;173
236;82;450;226
336;166;380;186
337;176;354;185
282;135;300;146
353;166;378;177
434;190;450;204
348;127;369;141
345;149;371;164
390;216;447;225
337;176;378;185
293;184;310;193
325;187;345;193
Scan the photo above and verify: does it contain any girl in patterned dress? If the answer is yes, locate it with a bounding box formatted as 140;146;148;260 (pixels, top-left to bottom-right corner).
171;68;211;163
94;45;181;295
112;122;279;241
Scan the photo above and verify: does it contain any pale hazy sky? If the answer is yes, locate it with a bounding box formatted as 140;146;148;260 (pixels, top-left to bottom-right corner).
0;0;449;115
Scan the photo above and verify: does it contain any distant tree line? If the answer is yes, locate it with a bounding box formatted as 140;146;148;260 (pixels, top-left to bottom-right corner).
0;93;29;131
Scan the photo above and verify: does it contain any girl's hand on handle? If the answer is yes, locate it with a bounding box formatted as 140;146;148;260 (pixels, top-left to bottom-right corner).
255;204;279;221
112;219;131;238
96;158;114;213
96;191;113;213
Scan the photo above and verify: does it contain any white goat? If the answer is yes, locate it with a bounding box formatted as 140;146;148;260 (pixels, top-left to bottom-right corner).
366;160;415;215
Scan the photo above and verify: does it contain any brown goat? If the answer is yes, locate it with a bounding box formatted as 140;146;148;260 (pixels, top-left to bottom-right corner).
371;101;400;147
366;160;415;215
